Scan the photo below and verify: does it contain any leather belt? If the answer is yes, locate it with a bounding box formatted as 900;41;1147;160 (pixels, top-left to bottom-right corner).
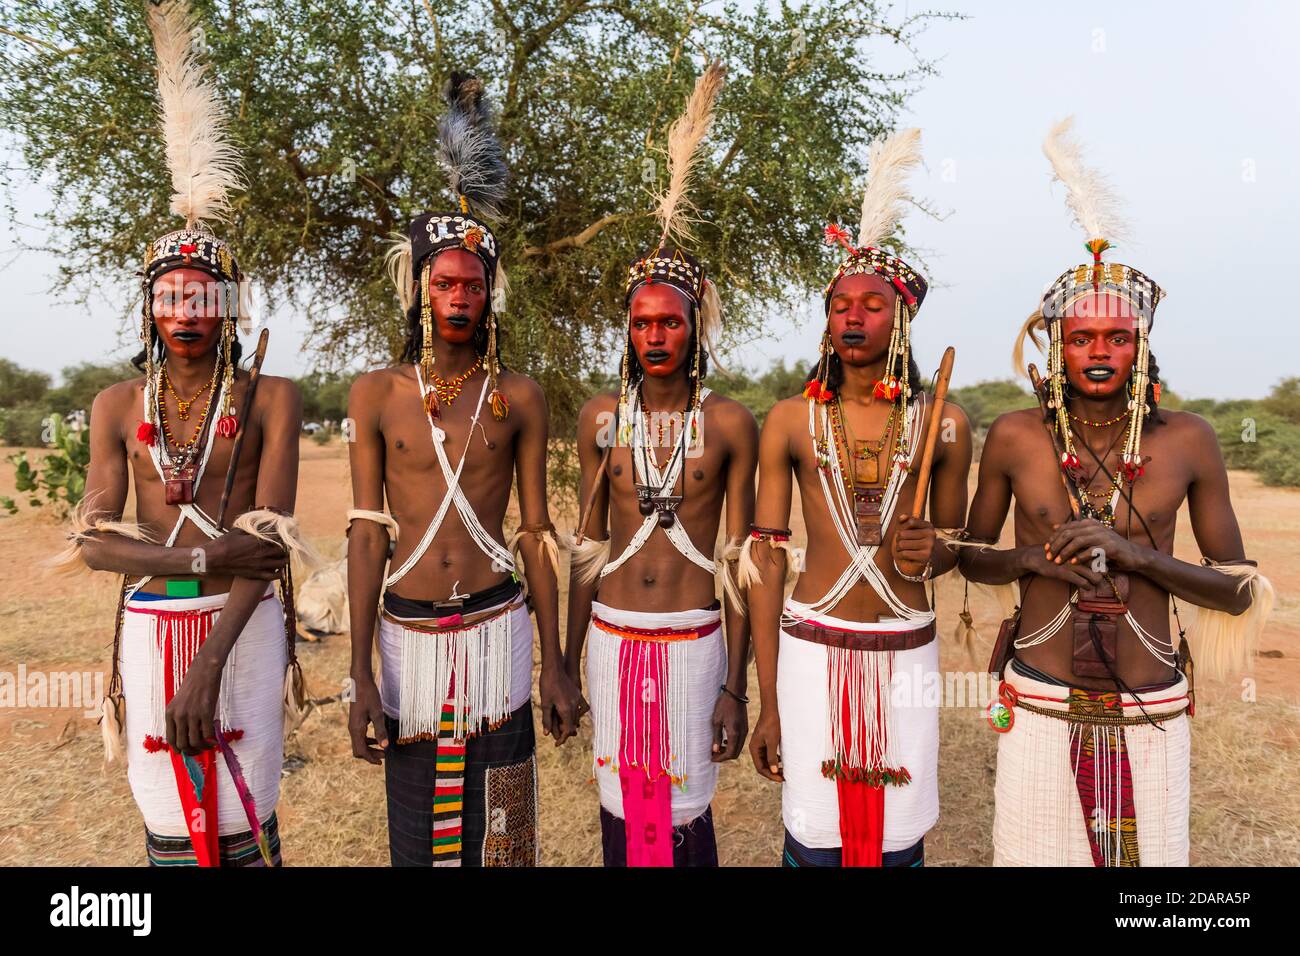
381;595;524;634
788;619;935;652
593;616;722;643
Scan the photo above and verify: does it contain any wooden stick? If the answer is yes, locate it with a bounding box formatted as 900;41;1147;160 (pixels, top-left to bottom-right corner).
908;346;956;519
1027;362;1082;520
216;328;270;530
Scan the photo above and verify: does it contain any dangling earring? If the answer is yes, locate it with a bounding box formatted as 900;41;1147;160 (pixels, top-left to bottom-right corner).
418;260;439;421
487;312;509;420
216;282;237;438
617;335;634;446
137;294;159;448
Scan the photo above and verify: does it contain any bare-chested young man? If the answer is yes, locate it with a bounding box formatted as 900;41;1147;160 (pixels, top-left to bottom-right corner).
960;119;1272;867
70;0;304;868
745;129;972;867
345;75;581;867
562;63;757;868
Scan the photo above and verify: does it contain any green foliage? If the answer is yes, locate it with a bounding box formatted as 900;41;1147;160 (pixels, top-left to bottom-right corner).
713;360;807;425
0;403;55;447
0;416;90;515
1262;377;1300;425
46;360;138;416
946;378;1034;432
296;370;353;424
0;358;51;407
0;0;954;447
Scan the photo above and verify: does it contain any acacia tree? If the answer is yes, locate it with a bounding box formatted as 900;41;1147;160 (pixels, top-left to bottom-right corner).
1;0;952;449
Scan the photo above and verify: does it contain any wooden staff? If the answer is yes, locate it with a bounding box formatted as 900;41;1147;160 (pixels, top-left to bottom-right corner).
908;346;956;518
216;327;270;530
1027;362;1082;520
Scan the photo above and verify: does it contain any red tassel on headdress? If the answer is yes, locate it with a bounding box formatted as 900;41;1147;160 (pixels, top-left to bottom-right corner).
889;276;917;308
489;388;509;421
873;377;902;401
136;421;158;447
823;223;857;255
215;415;237;439
1152;382;1162;404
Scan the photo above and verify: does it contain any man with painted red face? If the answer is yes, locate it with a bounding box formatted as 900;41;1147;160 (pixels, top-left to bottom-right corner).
745;129;971;867
68;0;304;867
345;75;580;867
960;119;1271;866
563;63;758;867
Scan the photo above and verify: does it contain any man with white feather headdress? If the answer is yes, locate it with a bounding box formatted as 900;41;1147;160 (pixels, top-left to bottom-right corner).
959;118;1273;866
561;62;759;867
344;73;580;867
65;0;309;866
744;128;972;867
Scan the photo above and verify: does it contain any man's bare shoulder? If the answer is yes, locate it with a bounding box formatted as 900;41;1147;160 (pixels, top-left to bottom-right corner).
251;374;301;416
936;398;972;432
498;368;544;404
1150;408;1221;455
985;407;1043;442
764;394;809;431
350;365;408;400
579;390;619;419
93;376;145;414
703;389;757;427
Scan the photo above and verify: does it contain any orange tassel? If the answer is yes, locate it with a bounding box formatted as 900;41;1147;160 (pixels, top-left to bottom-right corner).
489;388;509;421
422;388;440;421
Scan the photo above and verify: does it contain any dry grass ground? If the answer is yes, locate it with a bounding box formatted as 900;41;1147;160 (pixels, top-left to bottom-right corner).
1;439;1297;866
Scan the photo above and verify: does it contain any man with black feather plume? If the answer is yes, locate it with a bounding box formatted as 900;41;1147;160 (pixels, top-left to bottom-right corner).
561;62;760;867
344;73;580;867
65;0;309;867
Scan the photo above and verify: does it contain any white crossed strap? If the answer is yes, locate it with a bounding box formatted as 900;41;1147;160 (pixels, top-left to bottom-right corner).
384;368;515;588
783;394;934;627
125;371;229;600
600;384;714;579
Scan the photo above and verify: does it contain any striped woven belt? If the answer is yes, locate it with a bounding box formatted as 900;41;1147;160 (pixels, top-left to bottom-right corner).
592;616;721;643
787;619;935;652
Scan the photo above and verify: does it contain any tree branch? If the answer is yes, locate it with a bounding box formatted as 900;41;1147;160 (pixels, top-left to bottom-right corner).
522;212;631;257
0;25;81;56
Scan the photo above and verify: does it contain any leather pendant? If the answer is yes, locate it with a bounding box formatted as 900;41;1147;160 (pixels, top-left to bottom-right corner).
853;488;884;547
164;460;196;506
853;441;879;486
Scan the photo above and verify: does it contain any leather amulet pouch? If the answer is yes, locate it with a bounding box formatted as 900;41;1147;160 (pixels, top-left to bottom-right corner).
1071;572;1130;678
988;612;1020;678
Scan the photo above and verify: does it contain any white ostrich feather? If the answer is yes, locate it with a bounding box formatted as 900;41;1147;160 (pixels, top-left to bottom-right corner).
857;127;922;249
653;61;726;246
148;0;244;229
1042;116;1126;245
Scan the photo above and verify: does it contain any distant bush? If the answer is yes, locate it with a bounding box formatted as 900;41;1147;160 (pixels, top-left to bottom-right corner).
946;379;1035;432
1;416;89;515
0;403;55;447
0;359;51;408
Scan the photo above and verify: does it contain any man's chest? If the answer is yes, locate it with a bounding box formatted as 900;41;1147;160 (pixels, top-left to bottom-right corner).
382;405;514;480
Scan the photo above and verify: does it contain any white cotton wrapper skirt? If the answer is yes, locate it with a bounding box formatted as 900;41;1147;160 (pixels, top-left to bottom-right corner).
120;588;286;837
992;662;1191;867
586;602;727;827
777;611;940;852
378;598;534;732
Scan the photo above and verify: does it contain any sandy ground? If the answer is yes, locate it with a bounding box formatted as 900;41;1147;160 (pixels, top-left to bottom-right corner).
1;438;1297;866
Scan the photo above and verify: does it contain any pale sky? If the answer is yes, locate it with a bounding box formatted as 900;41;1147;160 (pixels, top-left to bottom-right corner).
4;1;1297;398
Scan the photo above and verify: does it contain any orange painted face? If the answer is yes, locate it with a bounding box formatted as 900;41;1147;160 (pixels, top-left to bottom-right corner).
827;272;896;366
1061;292;1140;399
151;266;226;360
629;282;693;378
426;248;489;344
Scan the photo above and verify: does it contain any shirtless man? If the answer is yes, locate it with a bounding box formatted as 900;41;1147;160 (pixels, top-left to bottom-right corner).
561;63;756;867
345;74;580;867
959;119;1270;867
72;1;302;867
745;128;972;867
